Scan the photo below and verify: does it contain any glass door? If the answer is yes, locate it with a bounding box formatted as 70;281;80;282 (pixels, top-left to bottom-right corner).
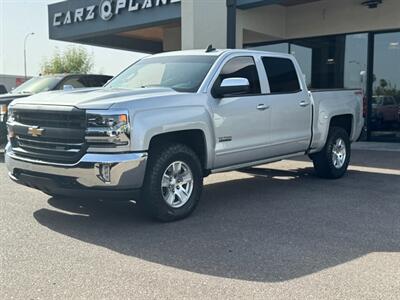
371;32;400;142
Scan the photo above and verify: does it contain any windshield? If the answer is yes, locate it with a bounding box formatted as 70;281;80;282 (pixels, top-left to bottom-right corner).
106;56;218;93
11;77;61;94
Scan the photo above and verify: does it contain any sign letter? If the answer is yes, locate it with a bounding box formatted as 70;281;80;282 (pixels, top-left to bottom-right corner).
115;0;127;14
86;5;96;21
142;0;152;9
63;11;72;25
53;12;62;26
128;0;139;11
156;0;167;6
74;8;84;22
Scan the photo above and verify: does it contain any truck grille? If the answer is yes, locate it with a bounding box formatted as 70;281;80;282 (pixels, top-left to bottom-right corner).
10;108;87;164
15;111;86;129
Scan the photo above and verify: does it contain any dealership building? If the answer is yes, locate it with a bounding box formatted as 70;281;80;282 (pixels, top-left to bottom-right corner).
48;0;400;142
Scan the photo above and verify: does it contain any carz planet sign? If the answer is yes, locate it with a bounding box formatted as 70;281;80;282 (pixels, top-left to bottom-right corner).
53;0;181;26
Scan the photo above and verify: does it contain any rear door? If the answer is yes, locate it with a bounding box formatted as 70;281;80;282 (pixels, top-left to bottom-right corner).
261;56;312;157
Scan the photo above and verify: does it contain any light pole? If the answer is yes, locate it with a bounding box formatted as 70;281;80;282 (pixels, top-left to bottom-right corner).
24;32;35;80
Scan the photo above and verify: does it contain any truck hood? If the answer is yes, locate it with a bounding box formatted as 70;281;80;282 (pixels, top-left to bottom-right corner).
10;87;181;110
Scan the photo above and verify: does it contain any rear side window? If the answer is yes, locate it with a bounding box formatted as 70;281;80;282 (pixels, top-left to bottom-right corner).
262;57;301;93
218;56;261;95
91;76;112;87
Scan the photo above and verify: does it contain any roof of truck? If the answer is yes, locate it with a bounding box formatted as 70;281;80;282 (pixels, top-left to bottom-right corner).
151;48;295;60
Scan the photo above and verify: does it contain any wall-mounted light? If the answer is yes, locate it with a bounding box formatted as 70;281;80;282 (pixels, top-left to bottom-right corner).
361;0;383;9
389;42;400;50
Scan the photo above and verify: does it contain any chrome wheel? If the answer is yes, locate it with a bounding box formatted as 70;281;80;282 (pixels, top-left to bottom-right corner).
161;161;194;208
332;138;346;169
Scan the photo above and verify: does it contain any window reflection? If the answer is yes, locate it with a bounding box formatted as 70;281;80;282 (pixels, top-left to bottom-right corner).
344;34;368;92
250;43;289;54
290;44;312;88
372;32;400;142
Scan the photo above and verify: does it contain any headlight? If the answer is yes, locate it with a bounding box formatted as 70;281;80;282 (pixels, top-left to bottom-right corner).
87;114;128;128
86;111;131;151
6;106;14;123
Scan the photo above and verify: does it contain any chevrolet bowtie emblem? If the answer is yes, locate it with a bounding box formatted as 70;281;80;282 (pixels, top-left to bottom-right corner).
28;127;44;137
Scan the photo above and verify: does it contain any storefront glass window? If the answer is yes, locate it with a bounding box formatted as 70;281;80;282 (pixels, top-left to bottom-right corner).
344;34;368;92
371;32;400;142
290;44;312;88
250;43;289;54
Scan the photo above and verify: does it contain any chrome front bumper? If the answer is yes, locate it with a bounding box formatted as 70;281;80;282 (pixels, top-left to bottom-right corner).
5;144;148;192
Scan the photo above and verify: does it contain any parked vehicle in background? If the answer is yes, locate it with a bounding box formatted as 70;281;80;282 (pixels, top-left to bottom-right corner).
0;85;7;95
5;49;364;221
0;74;29;93
0;74;112;144
371;95;400;128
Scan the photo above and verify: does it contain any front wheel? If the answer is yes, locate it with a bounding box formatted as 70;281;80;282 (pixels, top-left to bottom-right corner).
310;127;351;179
140;143;203;222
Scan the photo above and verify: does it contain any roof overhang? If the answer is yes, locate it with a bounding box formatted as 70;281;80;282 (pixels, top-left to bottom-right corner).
48;0;181;53
237;0;321;9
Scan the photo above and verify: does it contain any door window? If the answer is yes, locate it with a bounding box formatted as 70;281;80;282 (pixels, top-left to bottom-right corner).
262;57;301;93
217;56;261;95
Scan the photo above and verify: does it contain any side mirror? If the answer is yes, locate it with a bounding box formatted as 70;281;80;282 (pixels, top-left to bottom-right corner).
212;77;250;98
63;85;74;91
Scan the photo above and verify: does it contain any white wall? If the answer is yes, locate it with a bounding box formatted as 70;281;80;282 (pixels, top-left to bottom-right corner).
236;5;286;46
286;0;400;39
237;0;400;47
181;0;227;50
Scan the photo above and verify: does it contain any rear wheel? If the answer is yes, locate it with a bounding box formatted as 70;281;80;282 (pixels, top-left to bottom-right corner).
310;127;351;179
140;143;203;222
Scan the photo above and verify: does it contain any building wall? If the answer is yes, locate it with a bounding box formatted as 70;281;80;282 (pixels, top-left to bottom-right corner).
163;26;182;51
237;0;400;46
181;0;227;50
236;5;286;46
286;0;400;38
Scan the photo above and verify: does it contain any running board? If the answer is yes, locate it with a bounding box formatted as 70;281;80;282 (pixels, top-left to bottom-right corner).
211;152;305;174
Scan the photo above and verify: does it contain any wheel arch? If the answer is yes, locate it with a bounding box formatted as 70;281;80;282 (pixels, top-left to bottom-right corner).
147;130;209;174
329;114;353;137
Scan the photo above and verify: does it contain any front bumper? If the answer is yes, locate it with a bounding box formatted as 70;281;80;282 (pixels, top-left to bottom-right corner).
5;145;147;199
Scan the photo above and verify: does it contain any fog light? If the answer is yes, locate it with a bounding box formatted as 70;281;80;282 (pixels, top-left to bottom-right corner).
97;163;111;183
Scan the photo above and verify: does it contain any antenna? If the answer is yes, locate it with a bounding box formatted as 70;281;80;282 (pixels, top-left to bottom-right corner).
206;44;216;53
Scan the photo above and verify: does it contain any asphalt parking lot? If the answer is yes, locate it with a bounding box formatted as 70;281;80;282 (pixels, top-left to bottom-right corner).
1;149;400;299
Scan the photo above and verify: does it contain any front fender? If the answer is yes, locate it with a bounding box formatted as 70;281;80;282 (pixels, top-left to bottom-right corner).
131;106;215;169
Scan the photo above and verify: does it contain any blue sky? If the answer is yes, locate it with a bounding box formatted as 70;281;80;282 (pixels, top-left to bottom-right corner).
0;0;146;77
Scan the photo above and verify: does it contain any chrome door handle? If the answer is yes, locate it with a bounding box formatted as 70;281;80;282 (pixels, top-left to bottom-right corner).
299;101;310;107
257;104;270;111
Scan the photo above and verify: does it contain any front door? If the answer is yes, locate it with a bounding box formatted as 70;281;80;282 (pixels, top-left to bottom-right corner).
210;56;270;168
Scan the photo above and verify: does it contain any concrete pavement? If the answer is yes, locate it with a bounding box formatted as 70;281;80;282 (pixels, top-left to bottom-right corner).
1;150;399;299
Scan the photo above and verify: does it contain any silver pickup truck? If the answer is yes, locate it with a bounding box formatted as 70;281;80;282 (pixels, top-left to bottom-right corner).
5;49;364;221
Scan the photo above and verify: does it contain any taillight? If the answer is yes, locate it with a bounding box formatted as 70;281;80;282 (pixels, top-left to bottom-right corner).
355;90;367;118
363;95;367;118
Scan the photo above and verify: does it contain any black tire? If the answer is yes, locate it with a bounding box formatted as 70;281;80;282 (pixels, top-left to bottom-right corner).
310;127;351;179
140;143;203;222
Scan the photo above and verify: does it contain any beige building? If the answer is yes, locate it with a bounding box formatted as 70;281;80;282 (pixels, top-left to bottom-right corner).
49;0;400;142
